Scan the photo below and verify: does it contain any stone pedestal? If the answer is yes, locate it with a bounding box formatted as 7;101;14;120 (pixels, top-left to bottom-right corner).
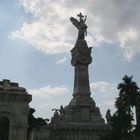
49;39;109;140
50;122;108;140
0;79;32;140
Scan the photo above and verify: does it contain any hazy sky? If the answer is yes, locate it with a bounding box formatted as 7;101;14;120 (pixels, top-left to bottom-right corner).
1;0;140;119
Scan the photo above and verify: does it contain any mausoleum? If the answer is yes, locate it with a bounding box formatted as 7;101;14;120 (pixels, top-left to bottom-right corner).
0;79;31;140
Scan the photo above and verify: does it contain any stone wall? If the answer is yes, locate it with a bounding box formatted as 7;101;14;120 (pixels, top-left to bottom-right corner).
0;79;32;140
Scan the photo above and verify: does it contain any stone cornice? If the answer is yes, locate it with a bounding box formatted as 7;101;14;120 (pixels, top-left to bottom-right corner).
0;79;32;103
0;79;26;92
49;122;109;131
0;92;32;102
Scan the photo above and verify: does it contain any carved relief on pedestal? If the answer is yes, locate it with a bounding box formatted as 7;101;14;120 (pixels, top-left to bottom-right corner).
71;41;92;66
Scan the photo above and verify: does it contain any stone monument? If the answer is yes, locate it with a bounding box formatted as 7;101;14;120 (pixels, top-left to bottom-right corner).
49;13;109;140
0;79;31;140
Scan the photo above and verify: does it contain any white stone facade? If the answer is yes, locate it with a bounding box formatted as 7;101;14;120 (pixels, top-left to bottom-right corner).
0;79;32;140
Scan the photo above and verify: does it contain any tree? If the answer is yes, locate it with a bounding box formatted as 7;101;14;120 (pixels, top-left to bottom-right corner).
118;75;139;107
100;90;134;140
100;75;139;140
112;93;134;139
118;75;140;132
134;94;140;137
136;94;140;128
27;108;47;140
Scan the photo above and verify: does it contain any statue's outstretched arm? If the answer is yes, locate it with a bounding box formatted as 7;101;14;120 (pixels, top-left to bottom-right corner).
84;15;87;23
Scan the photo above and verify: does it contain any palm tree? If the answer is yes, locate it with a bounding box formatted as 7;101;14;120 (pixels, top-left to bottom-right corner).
118;75;139;127
101;75;140;140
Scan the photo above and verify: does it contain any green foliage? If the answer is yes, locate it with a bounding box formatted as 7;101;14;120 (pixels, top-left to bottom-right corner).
111;96;134;140
136;95;140;126
134;95;140;137
27;108;47;140
100;75;139;140
28;108;47;130
118;75;139;107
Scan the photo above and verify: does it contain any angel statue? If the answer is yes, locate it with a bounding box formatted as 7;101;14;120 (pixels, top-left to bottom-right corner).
70;12;87;40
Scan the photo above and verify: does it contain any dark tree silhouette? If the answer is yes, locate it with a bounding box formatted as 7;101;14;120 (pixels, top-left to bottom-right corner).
112;92;134;140
136;94;140;128
27;108;47;140
118;75;140;129
134;94;140;137
118;75;139;107
100;75;140;140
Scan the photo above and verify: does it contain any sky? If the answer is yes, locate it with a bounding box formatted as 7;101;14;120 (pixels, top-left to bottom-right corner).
1;0;140;120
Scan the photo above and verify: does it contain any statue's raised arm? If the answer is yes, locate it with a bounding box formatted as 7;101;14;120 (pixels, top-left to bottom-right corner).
70;12;88;40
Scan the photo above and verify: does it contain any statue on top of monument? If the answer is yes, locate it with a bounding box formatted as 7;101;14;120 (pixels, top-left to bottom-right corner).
70;12;87;40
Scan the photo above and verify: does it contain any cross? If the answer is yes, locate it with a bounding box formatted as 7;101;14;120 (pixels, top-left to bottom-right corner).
77;12;84;19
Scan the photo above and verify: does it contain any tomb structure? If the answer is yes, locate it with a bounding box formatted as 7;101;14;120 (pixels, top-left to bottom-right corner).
0;79;31;140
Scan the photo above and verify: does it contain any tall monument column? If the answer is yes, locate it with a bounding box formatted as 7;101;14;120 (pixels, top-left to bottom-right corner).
49;13;109;140
71;39;92;97
69;13;95;107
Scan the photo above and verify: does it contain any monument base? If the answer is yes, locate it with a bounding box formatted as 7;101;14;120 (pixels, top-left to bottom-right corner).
49;94;109;140
50;122;108;140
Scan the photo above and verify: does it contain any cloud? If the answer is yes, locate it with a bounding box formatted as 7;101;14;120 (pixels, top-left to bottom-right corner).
118;27;140;61
10;21;72;54
10;0;140;60
90;81;115;93
56;57;67;64
29;85;70;118
29;85;69;98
